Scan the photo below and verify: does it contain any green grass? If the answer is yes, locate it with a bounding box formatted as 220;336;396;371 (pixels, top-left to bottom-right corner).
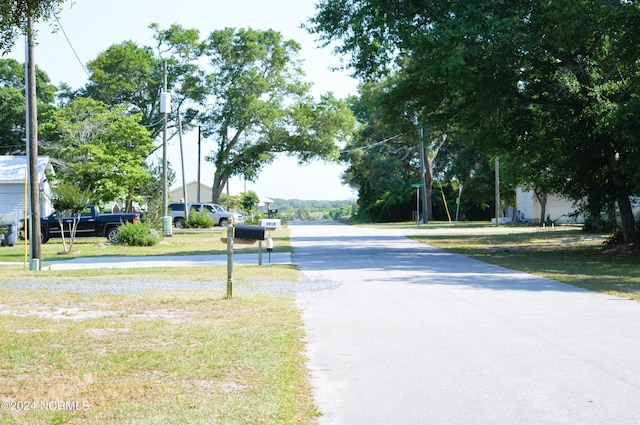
409;226;640;301
0;226;319;424
0;288;318;424
0;227;292;264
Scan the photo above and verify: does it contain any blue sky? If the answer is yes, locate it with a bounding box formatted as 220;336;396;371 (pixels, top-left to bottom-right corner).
7;0;359;200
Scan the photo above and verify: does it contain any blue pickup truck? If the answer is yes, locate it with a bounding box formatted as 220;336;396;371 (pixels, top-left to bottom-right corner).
19;205;139;244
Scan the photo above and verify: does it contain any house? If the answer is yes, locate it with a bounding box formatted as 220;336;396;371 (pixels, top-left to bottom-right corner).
0;155;55;225
516;187;584;224
169;181;215;204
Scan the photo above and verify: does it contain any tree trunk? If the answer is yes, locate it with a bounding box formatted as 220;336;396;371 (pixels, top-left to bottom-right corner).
609;154;638;243
534;191;547;225
211;172;228;205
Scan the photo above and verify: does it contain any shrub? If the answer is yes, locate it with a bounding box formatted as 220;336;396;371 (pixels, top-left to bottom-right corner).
187;208;214;228
117;222;159;246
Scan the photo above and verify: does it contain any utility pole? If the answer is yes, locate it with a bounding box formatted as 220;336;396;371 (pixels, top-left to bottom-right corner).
419;127;428;224
178;111;188;223
197;126;201;203
25;17;41;270
160;62;171;236
495;156;500;227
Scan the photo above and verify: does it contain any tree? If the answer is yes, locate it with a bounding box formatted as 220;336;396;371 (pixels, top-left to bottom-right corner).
0;0;64;53
40;98;155;205
49;181;94;253
342;78;449;222
0;58;57;154
309;0;640;241
199;28;355;204
83;24;207;141
79;25;355;205
240;191;260;212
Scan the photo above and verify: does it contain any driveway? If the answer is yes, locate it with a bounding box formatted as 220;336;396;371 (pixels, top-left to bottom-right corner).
291;222;640;425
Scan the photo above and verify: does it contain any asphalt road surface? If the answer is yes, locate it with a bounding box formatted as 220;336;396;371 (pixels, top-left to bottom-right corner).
291;222;640;425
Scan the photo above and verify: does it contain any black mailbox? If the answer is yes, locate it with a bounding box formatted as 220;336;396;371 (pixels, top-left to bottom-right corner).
234;224;265;241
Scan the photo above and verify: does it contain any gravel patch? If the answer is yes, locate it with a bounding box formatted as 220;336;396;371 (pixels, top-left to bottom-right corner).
0;274;341;295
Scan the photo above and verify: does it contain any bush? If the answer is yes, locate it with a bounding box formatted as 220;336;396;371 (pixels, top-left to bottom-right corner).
187;208;214;228
117;222;160;246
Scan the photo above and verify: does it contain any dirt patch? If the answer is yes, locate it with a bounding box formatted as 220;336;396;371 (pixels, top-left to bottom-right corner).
601;242;640;262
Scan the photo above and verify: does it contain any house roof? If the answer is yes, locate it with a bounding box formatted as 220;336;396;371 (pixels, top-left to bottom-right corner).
0;155;54;183
169;180;213;191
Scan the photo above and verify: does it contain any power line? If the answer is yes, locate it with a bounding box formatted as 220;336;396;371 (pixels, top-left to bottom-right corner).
342;133;403;153
53;15;90;79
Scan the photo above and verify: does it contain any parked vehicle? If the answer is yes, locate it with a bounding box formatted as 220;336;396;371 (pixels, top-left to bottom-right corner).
19;205;139;244
168;202;243;228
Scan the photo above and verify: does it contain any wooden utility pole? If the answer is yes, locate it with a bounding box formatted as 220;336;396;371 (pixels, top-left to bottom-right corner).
197;126;201;203
160;62;172;236
162;61;168;216
495;157;500;227
178;111;188;223
25;17;41;269
419;128;428;224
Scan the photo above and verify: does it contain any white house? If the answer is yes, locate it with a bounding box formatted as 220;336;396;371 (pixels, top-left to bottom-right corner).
169;181;216;204
0;155;55;225
516;187;584;224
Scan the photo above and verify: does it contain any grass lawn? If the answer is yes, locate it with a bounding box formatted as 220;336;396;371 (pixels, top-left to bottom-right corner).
0;281;317;424
406;223;640;301
0;226;320;424
0;227;292;264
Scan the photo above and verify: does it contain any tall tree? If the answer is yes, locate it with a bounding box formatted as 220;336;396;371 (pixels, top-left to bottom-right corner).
199;28;355;203
0;58;56;154
309;0;640;241
40;98;155;204
344;79;418;221
82;24;207;141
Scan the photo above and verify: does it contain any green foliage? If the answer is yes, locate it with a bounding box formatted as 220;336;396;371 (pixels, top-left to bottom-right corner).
116;222;159;246
199;27;355;203
40;98;155;204
187;209;214;228
242;213;264;225
49;182;95;253
50;182;94;214
0;0;65;53
0;58;57;154
79;25;356;206
220;194;241;212
310;0;640;238
240;191;260;212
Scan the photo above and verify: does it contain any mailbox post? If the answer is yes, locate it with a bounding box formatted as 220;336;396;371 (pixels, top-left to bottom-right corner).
224;223;268;298
233;224;266;265
226;222;233;299
258;219;280;265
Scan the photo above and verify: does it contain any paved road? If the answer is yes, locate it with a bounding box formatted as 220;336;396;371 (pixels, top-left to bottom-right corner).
291;222;640;425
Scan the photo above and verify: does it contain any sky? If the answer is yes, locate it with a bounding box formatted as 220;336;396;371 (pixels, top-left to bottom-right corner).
6;0;359;200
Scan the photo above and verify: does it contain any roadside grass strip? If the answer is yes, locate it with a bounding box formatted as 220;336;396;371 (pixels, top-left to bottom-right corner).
0;287;318;424
413;228;640;301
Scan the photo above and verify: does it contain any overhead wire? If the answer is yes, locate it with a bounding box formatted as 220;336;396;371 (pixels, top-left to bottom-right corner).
342;133;404;153
53;15;90;79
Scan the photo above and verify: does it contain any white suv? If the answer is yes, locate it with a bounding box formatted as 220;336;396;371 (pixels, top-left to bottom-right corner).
168;202;243;228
